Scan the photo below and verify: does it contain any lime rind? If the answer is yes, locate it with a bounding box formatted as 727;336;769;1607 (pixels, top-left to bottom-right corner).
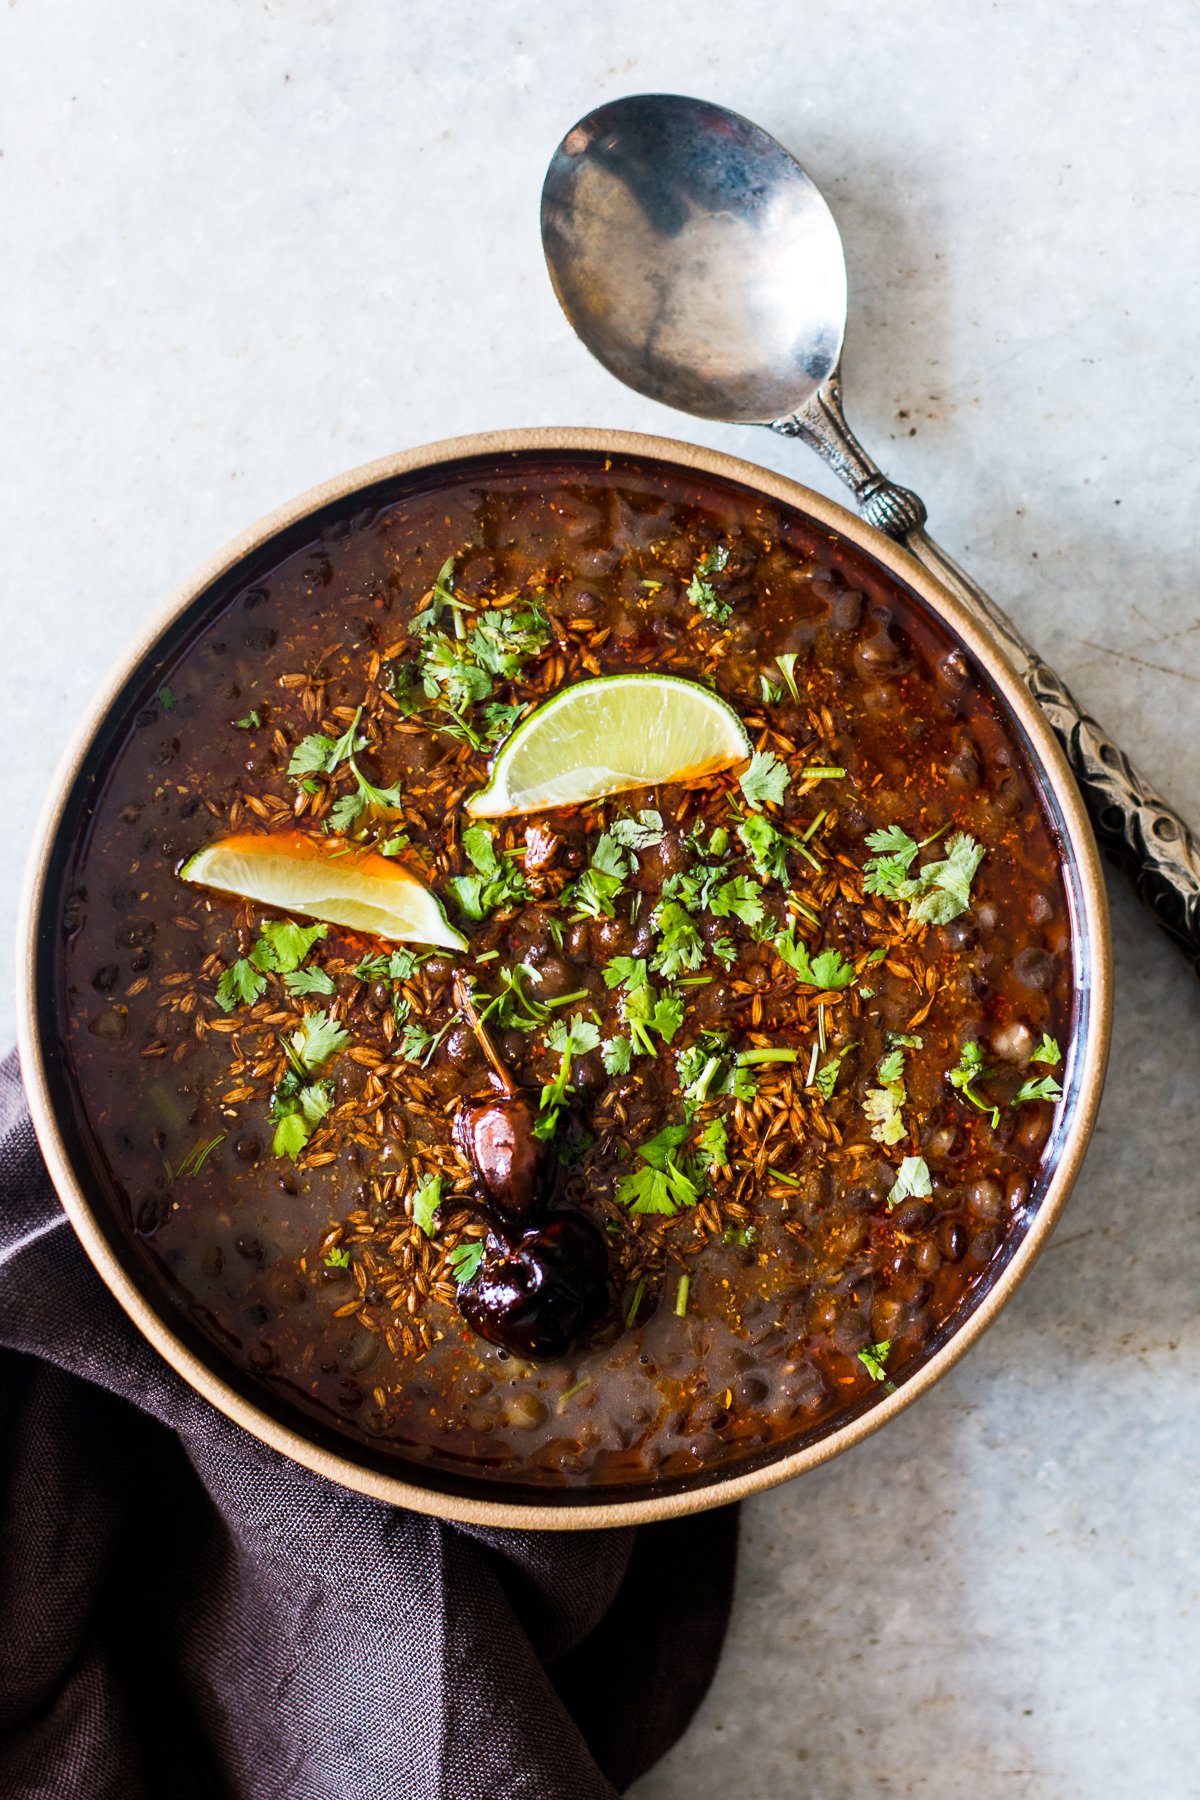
467;674;751;817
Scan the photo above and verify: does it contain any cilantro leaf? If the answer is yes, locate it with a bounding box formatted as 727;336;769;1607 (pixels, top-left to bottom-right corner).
603;955;649;992
739;750;791;810
1030;1033;1062;1067
216;957;267;1012
887;1155;932;1210
269;1073;333;1159
601;1035;633;1075
411;1172;443;1236
323;1246;350;1270
947;1040;1000;1125
447;823;530;921
284;965;336;996
709;875;766;929
863;826;921;898
865;1047;908;1146
257;919;328;974
773;929;855;989
775;653;801;703
233;709;261;730
686;544;732;621
737;813;790;883
637;1123;689;1168
1013;1073;1063;1106
614;1163;678;1215
609;809;664;850
649;901;706;979
354;948;427;983
547;1014;602;1056
614;1124;703;1216
858;1340;891;1383
449;1241;485;1285
906;833;986;925
287;1010;351;1075
813;1040;857;1101
697;1115;728;1172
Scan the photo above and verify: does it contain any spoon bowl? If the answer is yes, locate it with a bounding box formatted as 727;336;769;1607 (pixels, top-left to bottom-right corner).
542;94;846;423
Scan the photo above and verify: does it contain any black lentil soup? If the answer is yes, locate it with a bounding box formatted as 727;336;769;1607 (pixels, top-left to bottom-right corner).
54;450;1075;1497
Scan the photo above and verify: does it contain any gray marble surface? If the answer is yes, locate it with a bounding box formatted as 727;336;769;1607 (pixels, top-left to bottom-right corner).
3;3;1199;1794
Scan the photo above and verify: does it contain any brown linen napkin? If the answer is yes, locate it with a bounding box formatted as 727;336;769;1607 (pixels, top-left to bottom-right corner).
0;1052;736;1799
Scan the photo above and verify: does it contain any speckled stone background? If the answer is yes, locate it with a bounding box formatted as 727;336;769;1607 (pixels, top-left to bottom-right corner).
4;4;1199;1795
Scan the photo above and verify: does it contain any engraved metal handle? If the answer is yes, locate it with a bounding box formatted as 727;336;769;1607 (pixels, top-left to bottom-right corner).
775;380;1200;963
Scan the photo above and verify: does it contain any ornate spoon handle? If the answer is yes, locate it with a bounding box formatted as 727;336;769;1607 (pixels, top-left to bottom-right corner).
775;381;1200;963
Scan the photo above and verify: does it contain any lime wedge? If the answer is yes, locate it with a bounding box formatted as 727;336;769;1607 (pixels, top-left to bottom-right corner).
466;674;752;817
181;831;467;951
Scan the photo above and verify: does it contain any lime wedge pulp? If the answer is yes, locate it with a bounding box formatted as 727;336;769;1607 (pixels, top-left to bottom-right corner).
465;674;752;817
181;830;467;951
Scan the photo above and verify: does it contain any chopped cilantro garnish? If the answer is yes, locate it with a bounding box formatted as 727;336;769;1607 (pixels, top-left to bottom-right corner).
739;750;791;810
354;947;428;983
887;1155;932;1210
609;809;664;850
615;1123;702;1216
603;955;649;993
865;1047;908;1146
858;1340;891;1382
709;875;767;929
775;653;801;702
863;823;982;924
233;709;261;730
1030;1033;1062;1067
398;1015;456;1067
674;1273;691;1317
648;900;705;979
547;1014;602;1057
284;966;336;996
568;831;630;920
737;813;790;883
622;980;686;1054
449;1241;485;1285
216;957;268;1012
813;1040;857;1101
406;562;550;745
286;1009;351;1075
270;1073;333;1159
158;684;176;712
686;544;732;621
676;1033;756;1108
772;928;854;990
947;1040;1000;1126
447;822;531;921
257;919;328;973
760;676;784;704
697;1115;728;1172
323;1246;350;1270
411;1172;443;1237
533;1014;601;1141
601;1035;633;1075
1013;1072;1063;1106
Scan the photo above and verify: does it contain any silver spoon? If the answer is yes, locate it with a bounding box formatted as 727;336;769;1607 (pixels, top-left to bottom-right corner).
542;93;1200;967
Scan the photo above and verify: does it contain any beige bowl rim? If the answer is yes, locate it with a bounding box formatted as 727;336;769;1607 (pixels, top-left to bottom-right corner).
17;426;1112;1530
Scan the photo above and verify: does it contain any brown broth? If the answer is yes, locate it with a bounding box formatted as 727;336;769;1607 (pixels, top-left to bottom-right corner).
54;450;1074;1494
